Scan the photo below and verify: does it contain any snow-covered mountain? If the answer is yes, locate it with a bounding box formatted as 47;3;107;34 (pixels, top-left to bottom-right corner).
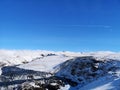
1;50;120;90
0;49;57;65
1;50;120;66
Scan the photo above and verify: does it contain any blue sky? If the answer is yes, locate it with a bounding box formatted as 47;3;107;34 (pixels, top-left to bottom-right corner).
1;0;120;52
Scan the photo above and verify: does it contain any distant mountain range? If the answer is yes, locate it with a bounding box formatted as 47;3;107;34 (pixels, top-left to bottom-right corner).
0;50;120;90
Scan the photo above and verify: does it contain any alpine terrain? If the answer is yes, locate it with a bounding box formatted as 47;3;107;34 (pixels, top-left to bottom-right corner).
0;50;120;90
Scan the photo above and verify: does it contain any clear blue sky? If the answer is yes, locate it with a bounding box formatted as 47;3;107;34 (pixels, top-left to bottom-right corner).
1;0;120;52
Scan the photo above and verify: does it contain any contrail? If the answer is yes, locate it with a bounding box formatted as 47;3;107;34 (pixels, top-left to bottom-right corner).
69;25;112;28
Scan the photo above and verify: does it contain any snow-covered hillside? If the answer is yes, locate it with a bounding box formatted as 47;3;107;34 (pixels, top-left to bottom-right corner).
1;50;120;90
18;55;72;72
0;50;57;65
1;50;120;66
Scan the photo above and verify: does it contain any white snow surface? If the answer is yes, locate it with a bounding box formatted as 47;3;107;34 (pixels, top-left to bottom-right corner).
1;50;120;66
0;49;57;65
1;50;120;90
79;74;120;90
18;55;72;72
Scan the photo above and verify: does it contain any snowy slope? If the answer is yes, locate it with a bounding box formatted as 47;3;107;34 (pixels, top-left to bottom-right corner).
54;56;120;90
18;55;72;72
1;50;120;90
79;75;120;90
18;55;120;90
0;50;56;65
1;50;120;66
